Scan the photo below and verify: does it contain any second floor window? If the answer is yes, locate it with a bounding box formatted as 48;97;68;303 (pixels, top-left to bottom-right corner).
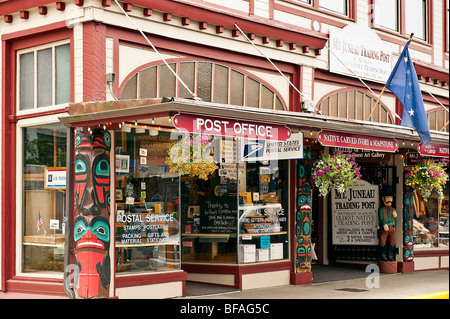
319;0;347;15
373;0;427;41
18;42;70;112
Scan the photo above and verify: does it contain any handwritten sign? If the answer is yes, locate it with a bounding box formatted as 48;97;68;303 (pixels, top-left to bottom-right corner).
332;180;379;245
200;197;237;234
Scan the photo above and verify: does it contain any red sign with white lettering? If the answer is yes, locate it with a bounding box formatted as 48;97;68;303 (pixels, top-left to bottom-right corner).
172;113;292;141
317;130;398;152
418;143;449;158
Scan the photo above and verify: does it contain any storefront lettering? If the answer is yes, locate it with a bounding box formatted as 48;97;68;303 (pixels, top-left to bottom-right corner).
173;113;291;141
318;130;398;152
196;118;274;138
332;180;379;245
116;212;175;244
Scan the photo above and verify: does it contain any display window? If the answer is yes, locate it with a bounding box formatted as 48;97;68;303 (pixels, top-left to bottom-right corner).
180;145;289;264
413;184;449;250
114;127;181;274
18;120;67;275
111;114;292;271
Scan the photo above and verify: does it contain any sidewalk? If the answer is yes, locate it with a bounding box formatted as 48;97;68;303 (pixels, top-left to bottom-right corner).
188;270;449;299
0;269;447;300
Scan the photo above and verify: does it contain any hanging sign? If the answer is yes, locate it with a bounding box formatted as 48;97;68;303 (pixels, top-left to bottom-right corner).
332;180;379;245
329;24;392;83
318;130;398;153
418;143;449;158
239;132;304;162
173;113;291;141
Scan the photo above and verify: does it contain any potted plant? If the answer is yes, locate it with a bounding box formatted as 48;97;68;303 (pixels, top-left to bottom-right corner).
313;151;362;196
166;133;218;180
405;158;448;202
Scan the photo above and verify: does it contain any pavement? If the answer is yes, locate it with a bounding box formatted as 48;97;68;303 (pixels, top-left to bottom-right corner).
186;269;449;300
0;269;448;300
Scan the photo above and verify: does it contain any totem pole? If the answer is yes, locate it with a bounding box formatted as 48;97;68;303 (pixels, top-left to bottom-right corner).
71;129;112;298
296;153;313;272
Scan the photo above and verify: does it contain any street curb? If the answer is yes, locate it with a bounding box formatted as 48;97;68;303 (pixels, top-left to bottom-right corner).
402;291;449;299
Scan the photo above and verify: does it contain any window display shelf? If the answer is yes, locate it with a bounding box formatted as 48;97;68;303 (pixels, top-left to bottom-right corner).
116;240;179;248
182;233;230;238
240;231;287;237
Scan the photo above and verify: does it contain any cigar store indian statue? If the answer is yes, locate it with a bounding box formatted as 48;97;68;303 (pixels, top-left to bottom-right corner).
73;130;111;298
379;186;397;262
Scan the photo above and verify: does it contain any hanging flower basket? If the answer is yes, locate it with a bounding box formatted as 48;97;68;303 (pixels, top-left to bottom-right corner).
166;133;218;180
313;151;362;197
405;158;448;202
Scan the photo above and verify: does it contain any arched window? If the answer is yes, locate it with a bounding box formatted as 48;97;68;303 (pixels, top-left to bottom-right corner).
120;61;287;111
427;108;449;132
316;89;394;124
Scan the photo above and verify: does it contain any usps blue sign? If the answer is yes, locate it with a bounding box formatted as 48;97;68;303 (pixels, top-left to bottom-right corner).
239;132;304;162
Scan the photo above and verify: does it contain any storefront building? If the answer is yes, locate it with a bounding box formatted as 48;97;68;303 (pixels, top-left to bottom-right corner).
1;0;448;298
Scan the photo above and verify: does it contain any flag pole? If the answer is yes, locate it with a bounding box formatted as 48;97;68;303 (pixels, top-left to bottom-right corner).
367;86;386;121
367;33;414;121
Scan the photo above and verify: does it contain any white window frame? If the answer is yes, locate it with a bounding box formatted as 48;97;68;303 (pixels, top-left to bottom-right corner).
16;40;71;116
15;114;68;279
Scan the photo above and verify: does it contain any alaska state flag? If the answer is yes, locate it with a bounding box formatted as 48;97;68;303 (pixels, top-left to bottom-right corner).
385;40;431;145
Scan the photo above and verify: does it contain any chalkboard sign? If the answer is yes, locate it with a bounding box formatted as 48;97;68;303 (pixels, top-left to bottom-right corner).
200;197;237;234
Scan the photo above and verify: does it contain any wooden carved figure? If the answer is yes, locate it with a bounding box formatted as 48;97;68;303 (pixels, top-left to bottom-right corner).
73;130;111;298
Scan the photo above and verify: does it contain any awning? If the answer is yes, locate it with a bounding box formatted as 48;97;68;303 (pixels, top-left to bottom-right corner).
59;97;449;146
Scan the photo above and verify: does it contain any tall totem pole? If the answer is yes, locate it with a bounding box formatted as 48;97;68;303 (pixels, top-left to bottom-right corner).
66;129;112;299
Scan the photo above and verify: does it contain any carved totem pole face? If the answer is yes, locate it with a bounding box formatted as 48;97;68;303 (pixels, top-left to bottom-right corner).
73;130;111;299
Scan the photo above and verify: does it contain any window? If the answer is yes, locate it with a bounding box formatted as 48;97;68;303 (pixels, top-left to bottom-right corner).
373;0;398;31
405;0;427;40
179;135;290;264
414;186;449;250
19;121;67;274
373;0;428;41
319;0;347;15
17;41;70;112
120;61;286;111
115;127;181;274
316;89;394;124
112;116;290;267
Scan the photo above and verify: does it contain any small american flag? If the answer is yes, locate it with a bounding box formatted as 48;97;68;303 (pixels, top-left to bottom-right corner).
37;211;44;232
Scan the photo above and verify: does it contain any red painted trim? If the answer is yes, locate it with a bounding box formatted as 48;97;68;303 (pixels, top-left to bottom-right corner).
0;0;58;15
115;271;187;288
291;271;313;285
2;21;69;42
83;22;106;102
1;24;73;292
413;63;449;82
6;277;65;295
126;0;327;49
414;249;449;258
289;160;296;278
108;26;294;74
397;261;415;273
2;37;17;288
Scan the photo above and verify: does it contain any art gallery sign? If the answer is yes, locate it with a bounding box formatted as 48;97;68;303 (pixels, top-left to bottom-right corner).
329;24;392;83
